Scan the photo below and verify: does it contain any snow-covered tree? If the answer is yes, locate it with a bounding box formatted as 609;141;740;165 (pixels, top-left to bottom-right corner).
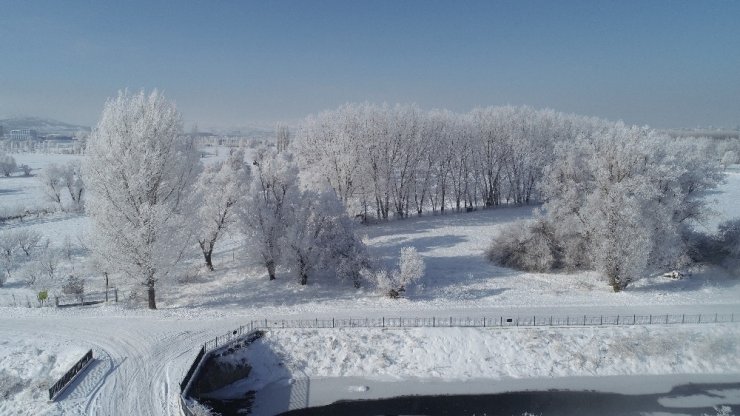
61;161;85;211
0;152;17;176
240;147;298;280
15;229;42;257
283;187;370;285
38;164;66;209
193;150;249;271
276;123;291;153
721;150;738;168
0;230;18;285
85;90;200;309
489;123;723;292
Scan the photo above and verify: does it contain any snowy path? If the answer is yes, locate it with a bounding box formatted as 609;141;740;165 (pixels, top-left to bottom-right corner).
2;303;739;416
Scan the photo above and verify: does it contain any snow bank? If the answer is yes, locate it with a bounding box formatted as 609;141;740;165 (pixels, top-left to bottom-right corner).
0;333;89;415
252;325;740;382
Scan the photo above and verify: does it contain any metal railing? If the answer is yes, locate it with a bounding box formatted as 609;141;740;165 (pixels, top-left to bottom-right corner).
48;349;93;401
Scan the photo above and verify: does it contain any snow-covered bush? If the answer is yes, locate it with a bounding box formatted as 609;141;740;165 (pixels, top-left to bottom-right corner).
371;246;425;298
62;275;84;297
702;405;734;416
185;399;215;416
486;217;556;272
19;164;31;176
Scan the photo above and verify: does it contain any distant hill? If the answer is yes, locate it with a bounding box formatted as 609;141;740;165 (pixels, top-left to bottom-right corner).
0;116;90;134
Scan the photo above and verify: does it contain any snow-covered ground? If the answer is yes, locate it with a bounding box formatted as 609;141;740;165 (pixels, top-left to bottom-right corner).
0;333;89;416
0;150;738;416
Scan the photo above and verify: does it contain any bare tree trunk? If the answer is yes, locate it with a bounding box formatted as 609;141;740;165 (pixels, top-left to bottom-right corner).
147;283;156;309
266;260;276;280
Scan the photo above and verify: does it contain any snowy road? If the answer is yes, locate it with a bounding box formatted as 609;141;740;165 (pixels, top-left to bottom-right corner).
2;303;739;416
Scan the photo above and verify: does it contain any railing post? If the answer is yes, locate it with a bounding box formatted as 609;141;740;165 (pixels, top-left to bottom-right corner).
483;317;485;327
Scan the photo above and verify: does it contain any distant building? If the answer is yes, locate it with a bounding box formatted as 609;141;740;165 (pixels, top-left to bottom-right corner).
8;129;38;140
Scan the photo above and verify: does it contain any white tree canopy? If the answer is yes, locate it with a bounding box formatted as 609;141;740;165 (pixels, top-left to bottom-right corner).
84;90;200;309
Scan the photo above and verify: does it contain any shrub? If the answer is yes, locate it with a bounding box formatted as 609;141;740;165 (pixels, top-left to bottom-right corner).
37;290;48;305
487;218;556;272
62;275;84;297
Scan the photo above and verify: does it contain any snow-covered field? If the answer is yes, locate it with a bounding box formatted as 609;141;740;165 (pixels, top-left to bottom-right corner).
0;333;89;416
0;151;738;416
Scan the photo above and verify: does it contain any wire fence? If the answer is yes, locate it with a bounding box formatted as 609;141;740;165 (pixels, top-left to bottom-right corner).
200;312;736;354
0;288;121;308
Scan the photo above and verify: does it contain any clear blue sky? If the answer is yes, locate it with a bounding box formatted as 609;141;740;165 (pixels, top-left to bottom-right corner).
1;0;739;130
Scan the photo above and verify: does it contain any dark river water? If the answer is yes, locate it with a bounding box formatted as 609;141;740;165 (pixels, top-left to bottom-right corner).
276;382;739;416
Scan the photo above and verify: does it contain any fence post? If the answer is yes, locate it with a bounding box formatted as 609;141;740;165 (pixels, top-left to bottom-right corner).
533;316;536;326
433;317;435;327
616;315;619;325
665;315;668;324
583;315;586;326
55;296;59;307
682;314;685;324
715;313;718;323
600;316;603;326
699;314;701;324
649;315;652;325
332;318;335;328
382;317;385;327
500;316;503;326
483;317;485;327
114;288;118;303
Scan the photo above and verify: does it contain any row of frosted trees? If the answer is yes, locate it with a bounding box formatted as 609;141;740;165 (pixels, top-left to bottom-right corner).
294;103;610;220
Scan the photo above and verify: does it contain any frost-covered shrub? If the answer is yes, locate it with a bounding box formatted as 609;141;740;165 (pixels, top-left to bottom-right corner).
702;405;734;416
487;218;556;272
62;275;84;296
37;290;48;306
186;399;215;416
370;246;425;298
397;246;425;288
